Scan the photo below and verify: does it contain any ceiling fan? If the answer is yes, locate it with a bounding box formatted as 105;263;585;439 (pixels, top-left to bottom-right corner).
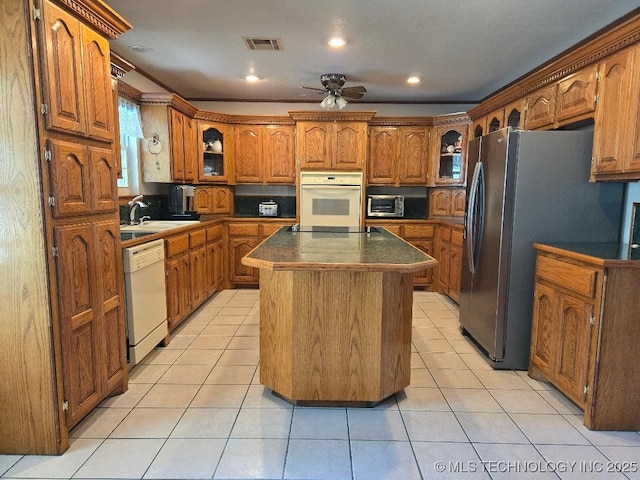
301;73;367;109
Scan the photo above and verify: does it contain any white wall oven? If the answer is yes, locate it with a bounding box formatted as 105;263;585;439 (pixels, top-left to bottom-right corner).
300;171;363;227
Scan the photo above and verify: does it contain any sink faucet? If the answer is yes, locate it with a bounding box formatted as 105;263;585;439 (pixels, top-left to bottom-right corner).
128;195;148;225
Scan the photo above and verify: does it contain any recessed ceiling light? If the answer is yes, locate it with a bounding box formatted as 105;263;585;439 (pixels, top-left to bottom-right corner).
407;76;421;84
128;45;153;54
245;74;260;82
327;37;347;48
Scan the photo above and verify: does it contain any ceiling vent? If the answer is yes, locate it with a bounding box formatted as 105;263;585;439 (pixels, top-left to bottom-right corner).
243;37;283;51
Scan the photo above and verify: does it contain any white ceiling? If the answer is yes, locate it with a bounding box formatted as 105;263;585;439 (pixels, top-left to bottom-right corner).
107;0;640;104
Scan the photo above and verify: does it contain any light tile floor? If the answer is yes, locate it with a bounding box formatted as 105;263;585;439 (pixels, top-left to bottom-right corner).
2;289;639;480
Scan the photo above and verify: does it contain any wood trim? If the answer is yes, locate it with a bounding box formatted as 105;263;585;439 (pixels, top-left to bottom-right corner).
117;81;142;102
195;111;295;125
139;93;198;117
110;52;134;79
468;8;640;119
369;116;433;126
432;113;471;126
288;111;377;122
52;0;132;39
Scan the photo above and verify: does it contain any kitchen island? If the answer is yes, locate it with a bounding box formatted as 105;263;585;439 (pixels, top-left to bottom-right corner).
241;226;438;405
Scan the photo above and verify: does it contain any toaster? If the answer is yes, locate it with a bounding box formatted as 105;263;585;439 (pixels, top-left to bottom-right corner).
259;201;278;217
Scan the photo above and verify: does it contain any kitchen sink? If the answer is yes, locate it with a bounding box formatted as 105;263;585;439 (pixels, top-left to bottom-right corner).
120;220;200;233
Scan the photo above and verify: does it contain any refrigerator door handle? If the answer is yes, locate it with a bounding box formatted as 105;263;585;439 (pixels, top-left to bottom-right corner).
466;161;485;274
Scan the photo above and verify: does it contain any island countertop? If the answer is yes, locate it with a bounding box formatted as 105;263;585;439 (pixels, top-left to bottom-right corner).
241;226;438;272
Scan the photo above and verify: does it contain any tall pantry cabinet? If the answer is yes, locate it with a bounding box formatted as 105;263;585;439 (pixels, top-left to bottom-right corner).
0;0;130;454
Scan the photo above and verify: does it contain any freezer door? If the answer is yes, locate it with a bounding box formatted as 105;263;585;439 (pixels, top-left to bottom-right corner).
459;128;512;361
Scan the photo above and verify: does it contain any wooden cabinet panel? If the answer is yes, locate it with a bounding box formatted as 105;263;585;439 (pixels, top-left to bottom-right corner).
411;239;434;285
229;237;259;283
452;189;466;217
194;186;233;214
263;126;295;184
81;27;114;142
592;47;637;178
530;282;556;374
190;246;207;309
334;122;367;169
235;126;263;183
47;139;91;217
525;84;557;130
169;108;186;180
448;239;462;303
94;221;126;394
165;254;190;330
368;127;397;184
90;146;118;214
398;127;428;184
40;1;85;136
297;121;367;170
556;65;598;122
429;189;451;217
297;122;332;169
206;239;224;294
54;223;100;426
165;233;190;258
183;116;198;181
555;294;592;406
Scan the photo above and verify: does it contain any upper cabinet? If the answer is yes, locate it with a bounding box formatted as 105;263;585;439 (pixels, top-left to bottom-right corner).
139;96;198;183
234;125;295;184
38;0;115;142
524;84;557;130
430;116;469;186
296;121;367;170
591;44;640;181
368;126;429;185
291;113;375;170
198;122;231;183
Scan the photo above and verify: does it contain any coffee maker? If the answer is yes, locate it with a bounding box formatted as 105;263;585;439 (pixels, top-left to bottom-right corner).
168;185;198;219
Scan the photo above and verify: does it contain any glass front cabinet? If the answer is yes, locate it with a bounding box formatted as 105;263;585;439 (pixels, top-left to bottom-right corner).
431;123;468;186
198;122;230;182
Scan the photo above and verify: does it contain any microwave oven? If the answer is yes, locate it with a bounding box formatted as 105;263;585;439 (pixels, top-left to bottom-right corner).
367;195;405;217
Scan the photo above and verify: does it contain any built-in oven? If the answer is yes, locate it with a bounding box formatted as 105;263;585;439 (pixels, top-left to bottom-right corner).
299;171;363;227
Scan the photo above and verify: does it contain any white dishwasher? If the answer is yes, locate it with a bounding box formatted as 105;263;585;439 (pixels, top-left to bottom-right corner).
123;239;168;367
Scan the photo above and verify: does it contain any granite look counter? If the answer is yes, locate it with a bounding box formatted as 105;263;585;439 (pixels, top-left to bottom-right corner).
242;226;438;406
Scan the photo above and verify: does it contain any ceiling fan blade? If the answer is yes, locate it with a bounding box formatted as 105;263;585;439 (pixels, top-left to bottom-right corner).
301;86;326;93
340;86;367;99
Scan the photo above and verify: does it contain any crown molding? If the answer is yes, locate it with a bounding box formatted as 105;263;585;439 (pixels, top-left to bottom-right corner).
288;111;376;122
139;93;199;117
53;0;131;39
117;81;142;102
432;113;471;127
468;8;640;119
110;52;134;79
368;116;433;127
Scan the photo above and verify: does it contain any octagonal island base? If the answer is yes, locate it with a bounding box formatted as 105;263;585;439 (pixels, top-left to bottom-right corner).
260;269;413;405
241;226;438;406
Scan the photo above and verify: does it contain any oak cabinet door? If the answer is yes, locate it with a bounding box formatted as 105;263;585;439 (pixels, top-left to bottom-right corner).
410;239;434;286
47;139;92;217
264;126;295;184
555;294;592;407
229;238;259;283
529;283;556;377
368;127;398;185
296;122;332;169
82;26;114;142
235;126;263;183
94;220;126;394
592;47;636;176
556;64;598;122
40;0;85;136
90;146;118;214
183;116;198;181
334;122;367;169
169;108;186;180
525;84;557;130
398;127;428;184
54;223;101;426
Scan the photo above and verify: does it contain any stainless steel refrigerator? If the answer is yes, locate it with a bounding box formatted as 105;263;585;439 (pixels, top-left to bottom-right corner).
459;128;624;370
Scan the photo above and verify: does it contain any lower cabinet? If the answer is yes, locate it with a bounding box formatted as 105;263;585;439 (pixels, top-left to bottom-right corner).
165;223;225;332
54;219;127;427
365;220;437;289
436;224;463;303
227;221;291;285
529;245;640;430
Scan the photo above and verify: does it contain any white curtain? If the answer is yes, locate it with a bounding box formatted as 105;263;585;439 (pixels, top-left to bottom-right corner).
118;97;144;138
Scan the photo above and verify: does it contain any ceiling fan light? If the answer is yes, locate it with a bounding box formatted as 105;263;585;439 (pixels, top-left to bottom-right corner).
320;94;336;108
336;96;348;109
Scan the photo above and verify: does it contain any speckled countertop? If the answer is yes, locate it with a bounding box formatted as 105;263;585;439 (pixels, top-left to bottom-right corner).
242;226;439;272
